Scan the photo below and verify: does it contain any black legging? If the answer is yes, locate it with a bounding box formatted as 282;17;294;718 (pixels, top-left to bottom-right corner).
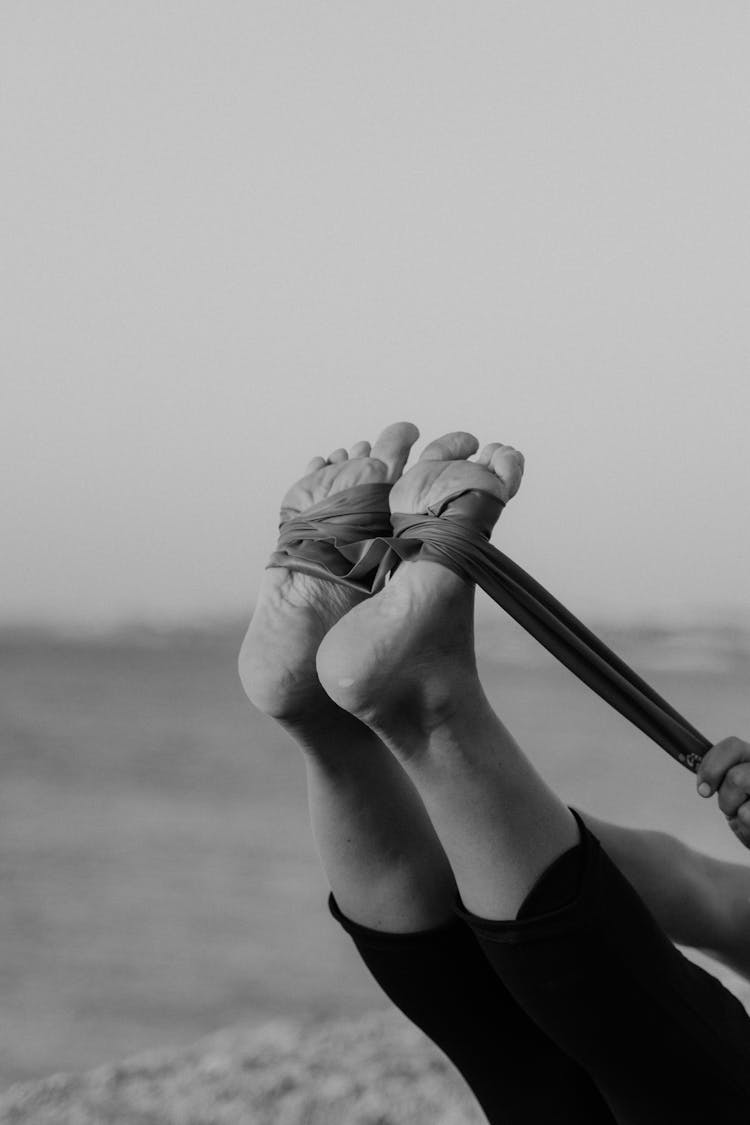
330;812;750;1124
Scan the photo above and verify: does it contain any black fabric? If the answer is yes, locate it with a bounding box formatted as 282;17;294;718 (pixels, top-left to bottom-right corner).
328;893;616;1124
331;816;750;1123
516;836;585;920
269;483;711;772
456;811;750;1125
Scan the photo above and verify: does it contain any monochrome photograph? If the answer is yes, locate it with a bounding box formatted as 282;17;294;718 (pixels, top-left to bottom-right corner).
2;3;749;1121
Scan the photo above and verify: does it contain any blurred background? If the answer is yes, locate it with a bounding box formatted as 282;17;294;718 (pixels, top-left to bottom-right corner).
2;0;749;1090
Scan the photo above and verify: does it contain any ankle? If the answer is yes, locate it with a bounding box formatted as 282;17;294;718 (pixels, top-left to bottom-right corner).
358;670;488;756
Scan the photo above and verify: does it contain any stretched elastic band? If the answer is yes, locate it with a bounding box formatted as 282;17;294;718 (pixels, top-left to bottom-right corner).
267;484;711;772
387;490;710;772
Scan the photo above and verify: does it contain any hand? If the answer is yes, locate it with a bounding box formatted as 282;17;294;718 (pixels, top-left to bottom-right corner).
696;737;750;848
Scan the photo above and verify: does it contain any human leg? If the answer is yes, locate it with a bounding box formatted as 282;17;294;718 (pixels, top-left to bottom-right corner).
315;432;581;920
316;431;750;1123
240;426;614;1121
239;422;455;931
248;689;614;1123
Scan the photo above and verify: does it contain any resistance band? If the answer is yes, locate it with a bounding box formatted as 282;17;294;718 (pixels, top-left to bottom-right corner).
268;483;711;772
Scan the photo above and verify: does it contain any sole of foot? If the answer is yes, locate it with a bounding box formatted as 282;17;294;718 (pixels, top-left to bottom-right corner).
238;421;420;723
316;431;525;738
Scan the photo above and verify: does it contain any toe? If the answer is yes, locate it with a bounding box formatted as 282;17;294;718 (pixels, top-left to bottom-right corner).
419;431;479;462
476;442;503;467
489;445;525;501
370;422;420;481
305;456;327;474
349;440;371;459
327;448;349;463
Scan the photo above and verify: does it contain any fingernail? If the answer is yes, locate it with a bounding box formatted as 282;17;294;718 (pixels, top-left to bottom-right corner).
697;782;712;798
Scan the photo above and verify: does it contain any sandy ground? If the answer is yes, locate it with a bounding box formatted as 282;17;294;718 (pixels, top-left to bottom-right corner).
0;1011;485;1125
4;956;750;1124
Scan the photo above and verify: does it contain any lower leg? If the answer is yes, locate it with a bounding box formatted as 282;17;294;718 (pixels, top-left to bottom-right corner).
279;702;456;931
318;561;579;920
239;422;457;932
403;680;580;920
272;701;613;1125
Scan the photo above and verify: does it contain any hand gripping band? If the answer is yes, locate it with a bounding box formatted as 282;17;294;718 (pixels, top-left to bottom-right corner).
267;483;711;772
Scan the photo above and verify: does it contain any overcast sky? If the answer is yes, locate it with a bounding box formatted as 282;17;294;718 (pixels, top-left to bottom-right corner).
3;2;749;629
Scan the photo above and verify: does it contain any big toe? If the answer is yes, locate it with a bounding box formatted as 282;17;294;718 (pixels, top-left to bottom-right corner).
370;422;421;481
419;431;479;462
478;443;525;502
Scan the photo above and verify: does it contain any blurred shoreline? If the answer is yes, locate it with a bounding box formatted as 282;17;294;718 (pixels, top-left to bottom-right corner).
4;606;750;664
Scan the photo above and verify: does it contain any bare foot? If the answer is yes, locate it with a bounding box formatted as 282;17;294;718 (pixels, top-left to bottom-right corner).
239;422;420;723
316;432;524;743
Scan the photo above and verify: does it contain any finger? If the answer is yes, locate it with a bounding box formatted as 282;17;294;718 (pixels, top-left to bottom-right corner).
727;814;750;850
696;737;750;797
717;763;750;818
327;448;349;463
737;801;750;828
349;440;371;459
305;456;327;474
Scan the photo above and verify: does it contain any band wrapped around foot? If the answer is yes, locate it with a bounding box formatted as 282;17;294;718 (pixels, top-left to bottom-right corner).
267;483;711;771
266;483;397;594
